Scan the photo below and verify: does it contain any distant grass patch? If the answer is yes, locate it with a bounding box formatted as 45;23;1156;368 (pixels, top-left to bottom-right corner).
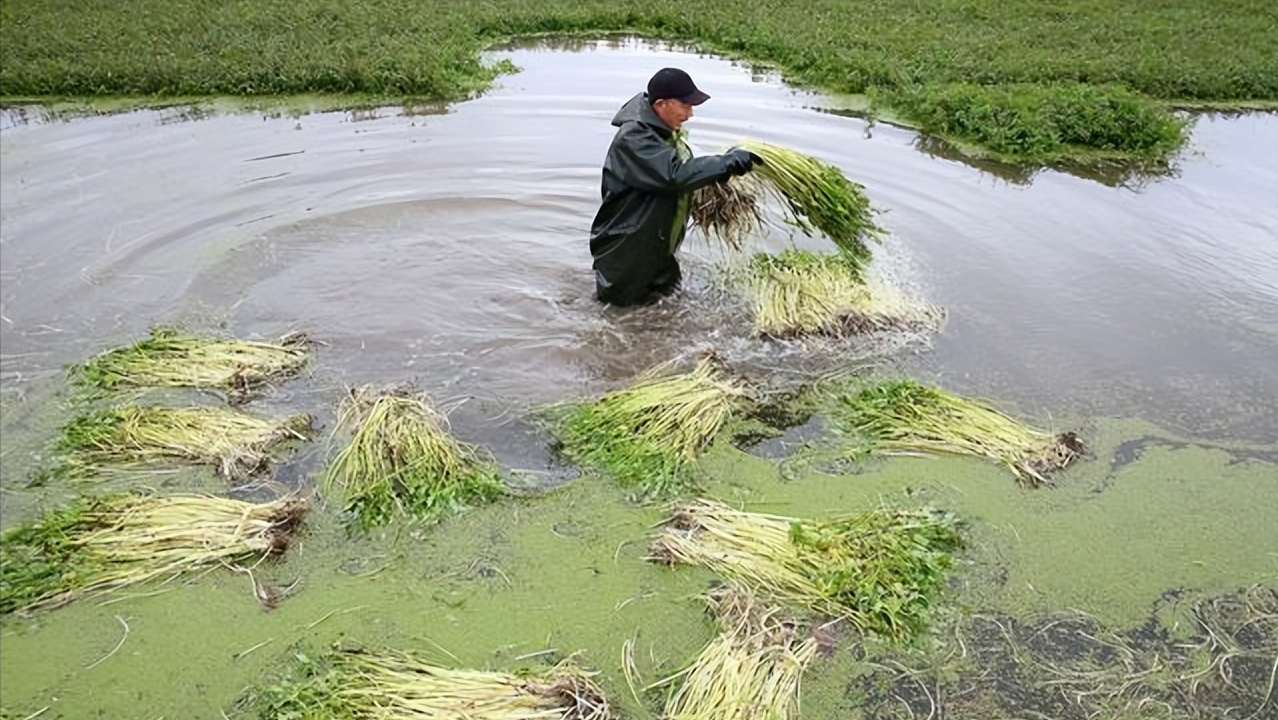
876;82;1191;165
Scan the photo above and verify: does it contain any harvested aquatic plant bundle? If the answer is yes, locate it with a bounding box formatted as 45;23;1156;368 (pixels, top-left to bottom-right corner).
651;499;961;639
748;250;942;338
835;379;1085;486
324;385;504;530
74;326;310;403
691;177;766;251
254;646;613;720
53;404;313;481
555;354;754;498
739;140;883;264
664;586;818;720
0;493;306;615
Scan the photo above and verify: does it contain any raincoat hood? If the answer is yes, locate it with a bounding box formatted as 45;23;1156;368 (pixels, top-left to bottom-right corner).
611;93;674;137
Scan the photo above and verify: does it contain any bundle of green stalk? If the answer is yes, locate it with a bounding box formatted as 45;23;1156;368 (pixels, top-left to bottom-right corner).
691;140;882;265
833;379;1085;487
52;404;313;481
323;385;504;531
748;250;942;338
553;354;754;499
74;327;311;403
0;493;306;615
254;645;613;720
663;585;818;720
650;499;961;640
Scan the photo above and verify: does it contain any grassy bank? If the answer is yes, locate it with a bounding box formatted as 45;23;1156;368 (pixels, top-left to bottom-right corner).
2;1;1276;162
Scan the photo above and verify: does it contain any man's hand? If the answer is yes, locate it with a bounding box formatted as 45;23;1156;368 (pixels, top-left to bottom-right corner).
723;148;762;176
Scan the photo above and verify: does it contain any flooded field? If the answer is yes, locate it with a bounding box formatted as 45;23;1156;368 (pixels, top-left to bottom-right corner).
1;39;1275;719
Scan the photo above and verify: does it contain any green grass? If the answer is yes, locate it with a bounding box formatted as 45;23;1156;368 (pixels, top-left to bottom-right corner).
2;1;1276;163
875;82;1191;165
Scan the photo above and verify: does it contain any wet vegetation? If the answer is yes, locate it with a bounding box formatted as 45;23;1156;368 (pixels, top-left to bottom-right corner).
746;251;941;339
46;404;314;482
323;385;505;532
650;499;962;639
874;82;1190;167
826;379;1085;487
845;585;1278;720
3;1;1277;164
662;586;818;720
244;644;613;720
0;493;306;615
550;354;754;499
73;327;311;404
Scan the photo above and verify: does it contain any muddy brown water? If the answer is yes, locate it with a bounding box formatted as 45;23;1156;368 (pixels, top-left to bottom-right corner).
2;38;1276;488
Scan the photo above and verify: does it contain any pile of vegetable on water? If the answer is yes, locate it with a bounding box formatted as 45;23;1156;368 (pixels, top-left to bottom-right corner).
549;353;754;499
323;384;505;531
0;493;306;615
688;139;940;338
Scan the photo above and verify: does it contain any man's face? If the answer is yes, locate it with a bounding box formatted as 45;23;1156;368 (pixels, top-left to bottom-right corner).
653;98;694;130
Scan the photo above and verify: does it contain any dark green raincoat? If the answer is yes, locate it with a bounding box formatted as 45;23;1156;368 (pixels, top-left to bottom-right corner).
589;93;736;306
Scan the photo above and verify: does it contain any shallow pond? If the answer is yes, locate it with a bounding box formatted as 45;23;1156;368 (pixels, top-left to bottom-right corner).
1;38;1275;719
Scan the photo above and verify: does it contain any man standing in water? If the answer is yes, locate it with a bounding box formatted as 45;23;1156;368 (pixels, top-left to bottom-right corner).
589;67;760;306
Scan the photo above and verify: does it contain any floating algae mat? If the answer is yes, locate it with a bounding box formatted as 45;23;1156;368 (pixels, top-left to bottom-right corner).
49;404;313;482
830;379;1085;486
74;326;311;403
0;493;306;615
551;354;754;499
651;499;961;639
747;250;942;338
662;586;818;720
324;385;505;531
692;140;882;264
248;645;613;719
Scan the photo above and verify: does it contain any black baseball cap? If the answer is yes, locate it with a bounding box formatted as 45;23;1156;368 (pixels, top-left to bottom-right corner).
646;68;711;106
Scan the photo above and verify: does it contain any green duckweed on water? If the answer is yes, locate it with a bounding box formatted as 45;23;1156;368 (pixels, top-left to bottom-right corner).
0;415;1274;718
323;384;506;532
5;1;1276;165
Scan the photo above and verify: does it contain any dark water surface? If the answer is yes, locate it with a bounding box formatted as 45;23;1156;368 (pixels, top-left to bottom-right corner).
2;39;1276;469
